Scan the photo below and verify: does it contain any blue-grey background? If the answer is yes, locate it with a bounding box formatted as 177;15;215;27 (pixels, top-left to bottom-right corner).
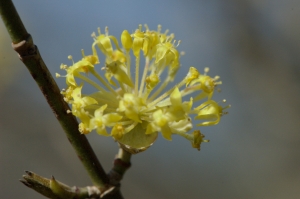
1;1;300;198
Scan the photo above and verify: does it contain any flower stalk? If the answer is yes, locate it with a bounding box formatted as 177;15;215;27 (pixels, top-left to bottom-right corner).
20;171;123;199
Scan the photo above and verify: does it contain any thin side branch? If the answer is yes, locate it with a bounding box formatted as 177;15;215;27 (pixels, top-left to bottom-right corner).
20;171;111;199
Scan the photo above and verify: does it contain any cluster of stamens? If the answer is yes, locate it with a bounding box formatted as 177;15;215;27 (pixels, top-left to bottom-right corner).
56;24;230;153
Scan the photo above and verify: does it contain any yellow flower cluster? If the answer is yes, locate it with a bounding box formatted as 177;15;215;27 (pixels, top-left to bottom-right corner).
56;25;230;154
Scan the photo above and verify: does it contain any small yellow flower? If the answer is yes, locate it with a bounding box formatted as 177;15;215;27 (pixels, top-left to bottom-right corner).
56;54;96;87
92;27;121;57
189;67;222;100
191;130;210;151
131;25;149;57
104;61;133;88
71;85;98;111
111;124;125;139
185;67;199;86
90;104;123;136
195;99;230;126
57;24;230;153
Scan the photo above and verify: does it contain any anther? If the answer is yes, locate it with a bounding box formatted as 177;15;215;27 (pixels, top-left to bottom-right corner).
60;64;67;70
157;24;162;33
91;32;96;39
172;40;176;46
105;26;109;36
176;40;181;47
167;34;174;42
215;81;222;85
169;33;174;40
68;55;74;64
81;49;86;58
144;24;149;31
214;76;220;81
204;67;209;75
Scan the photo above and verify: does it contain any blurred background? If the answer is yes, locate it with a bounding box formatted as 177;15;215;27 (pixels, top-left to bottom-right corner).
1;0;300;198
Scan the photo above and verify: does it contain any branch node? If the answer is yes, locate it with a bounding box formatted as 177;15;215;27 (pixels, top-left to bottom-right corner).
11;34;37;60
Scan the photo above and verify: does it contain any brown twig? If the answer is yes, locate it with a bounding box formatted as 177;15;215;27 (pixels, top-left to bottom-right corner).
0;0;109;189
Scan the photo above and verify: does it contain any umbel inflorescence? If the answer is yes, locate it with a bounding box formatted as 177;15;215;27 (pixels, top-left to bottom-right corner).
56;24;230;154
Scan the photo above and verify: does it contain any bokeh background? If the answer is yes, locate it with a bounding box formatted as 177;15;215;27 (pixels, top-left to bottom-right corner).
1;1;300;198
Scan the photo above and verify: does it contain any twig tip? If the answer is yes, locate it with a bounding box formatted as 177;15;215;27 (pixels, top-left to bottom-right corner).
25;170;33;176
19;179;31;187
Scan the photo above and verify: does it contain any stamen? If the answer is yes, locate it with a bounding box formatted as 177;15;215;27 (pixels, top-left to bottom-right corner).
60;64;67;70
215;81;222;85
90;68;118;95
172;40;176;46
174;131;193;141
89;95;118;108
91;32;96;39
138;24;142;31
169;33;175;41
144;24;149;31
181;84;202;98
222;99;231;110
81;49;86;58
105;26;109;37
75;73;107;94
135;56;140;95
214;75;220;81
125;50;131;88
148;78;169;101
139;57;150;97
68;55;74;64
151;77;186;104
204;67;209;75
224;104;231;110
157;24;162;33
148;85;176;107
